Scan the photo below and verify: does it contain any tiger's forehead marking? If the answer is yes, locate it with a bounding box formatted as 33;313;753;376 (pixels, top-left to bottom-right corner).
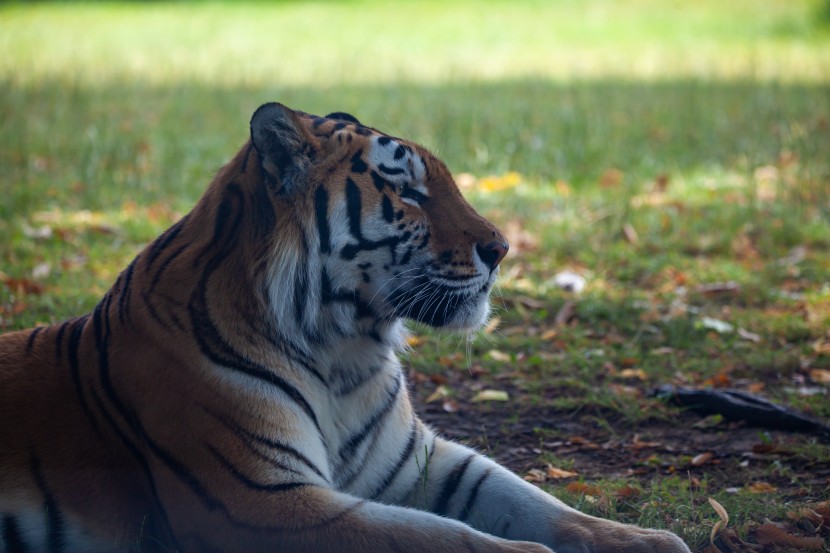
366;136;428;193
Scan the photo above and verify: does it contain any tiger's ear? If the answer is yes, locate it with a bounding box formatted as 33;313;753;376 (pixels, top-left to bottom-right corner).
325;111;361;125
250;102;314;192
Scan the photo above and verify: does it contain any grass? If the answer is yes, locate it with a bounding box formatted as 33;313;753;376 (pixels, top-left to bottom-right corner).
1;1;829;551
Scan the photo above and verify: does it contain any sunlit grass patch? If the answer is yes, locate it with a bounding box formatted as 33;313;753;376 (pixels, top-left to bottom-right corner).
2;0;829;86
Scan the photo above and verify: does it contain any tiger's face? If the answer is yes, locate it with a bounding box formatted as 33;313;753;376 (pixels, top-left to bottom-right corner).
251;104;508;334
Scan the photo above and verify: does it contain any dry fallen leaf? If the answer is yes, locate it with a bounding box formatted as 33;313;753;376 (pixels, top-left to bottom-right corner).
599;168;624;187
565;482;601;496
698;317;735;334
617;368;647;380
813;338;830;355
488;350;511;363
0;275;45;296
737;328;762;343
513;295;547;309
425;385;450;403
692;452;715;467
22;224;53;239
746;482;777;494
622;223;639;244
442;398;461;413
524;469;547;483
31;262;51;280
813;500;830;521
406;335;426;348
697;282;741;297
540;328;559;340
482;316;500;335
754;522;824;550
470;389;509;402
546;466;578;479
479;171;522;192
708;497;729;546
455;172;476;190
428;373;448;385
809;368;830;383
502;220;539;255
438;352;463;368
631;435;661;450
786;508;823;525
614;485;641;499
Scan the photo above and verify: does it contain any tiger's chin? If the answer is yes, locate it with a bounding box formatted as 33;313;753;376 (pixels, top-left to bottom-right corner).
398;290;492;332
439;295;492;332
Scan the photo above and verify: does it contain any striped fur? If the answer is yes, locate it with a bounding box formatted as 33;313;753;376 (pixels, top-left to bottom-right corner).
0;103;690;553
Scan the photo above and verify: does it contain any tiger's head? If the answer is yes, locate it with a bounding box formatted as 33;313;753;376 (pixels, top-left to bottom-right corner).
243;102;507;345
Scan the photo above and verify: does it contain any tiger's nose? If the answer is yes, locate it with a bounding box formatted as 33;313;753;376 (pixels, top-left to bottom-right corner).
476;241;509;271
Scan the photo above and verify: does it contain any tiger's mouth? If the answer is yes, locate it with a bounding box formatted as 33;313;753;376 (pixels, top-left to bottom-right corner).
387;272;496;330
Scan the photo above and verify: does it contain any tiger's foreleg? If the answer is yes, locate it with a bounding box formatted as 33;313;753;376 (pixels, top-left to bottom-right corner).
399;436;691;553
165;484;550;553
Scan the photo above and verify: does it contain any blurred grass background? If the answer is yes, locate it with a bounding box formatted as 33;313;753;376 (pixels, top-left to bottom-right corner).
2;0;828;325
2;2;830;549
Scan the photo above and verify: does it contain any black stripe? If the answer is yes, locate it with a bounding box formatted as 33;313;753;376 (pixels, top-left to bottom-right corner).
193;186;241;269
146;215;188;268
293;240;310;328
433;454;475;516
117;257;137;327
250;170;277;238
186;185;321;433
331;364;380;397
1;515;28;553
401;187;429;204
25;326;45;354
458;468;492;521
149;242;188;291
378;163;405;176
282;340;327;386
345;177;363;239
335;416;386;491
370;419;420;499
88;390;181;552
93;297;228;522
207;445;308;493
201;406;327;482
338;374;402;459
66;315;101;437
314;186;331;254
350;150;368;173
54;321;70;365
141;292;172;330
30;453;65;552
370;170;388;192
189;299;322;434
382;194;394;222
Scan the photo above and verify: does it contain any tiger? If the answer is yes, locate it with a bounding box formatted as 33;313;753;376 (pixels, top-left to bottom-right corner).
0;102;691;553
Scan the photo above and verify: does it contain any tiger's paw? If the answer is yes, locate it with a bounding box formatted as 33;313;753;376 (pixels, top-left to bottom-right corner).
499;541;553;553
552;517;690;553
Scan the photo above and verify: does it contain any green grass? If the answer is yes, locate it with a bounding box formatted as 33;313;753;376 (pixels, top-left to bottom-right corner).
2;1;829;551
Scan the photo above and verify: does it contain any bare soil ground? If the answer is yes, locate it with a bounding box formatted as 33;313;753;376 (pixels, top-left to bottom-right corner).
409;367;830;552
